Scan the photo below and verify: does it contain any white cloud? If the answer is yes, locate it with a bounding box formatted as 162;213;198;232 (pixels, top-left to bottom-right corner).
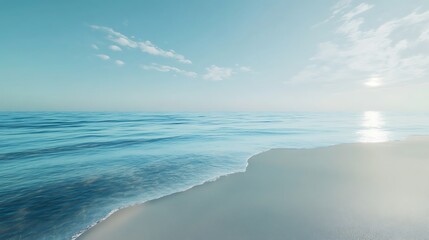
115;60;125;66
96;54;110;60
342;3;373;20
115;36;138;48
314;0;352;27
238;66;252;72
332;0;353;16
91;44;99;50
109;45;122;51
418;29;429;42
91;25;192;64
142;63;197;78
292;2;429;87
203;65;234;81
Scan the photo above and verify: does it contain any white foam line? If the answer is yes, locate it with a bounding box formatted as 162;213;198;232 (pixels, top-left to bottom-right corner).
70;158;254;240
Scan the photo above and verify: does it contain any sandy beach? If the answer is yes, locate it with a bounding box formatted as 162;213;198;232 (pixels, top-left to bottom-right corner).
79;136;429;240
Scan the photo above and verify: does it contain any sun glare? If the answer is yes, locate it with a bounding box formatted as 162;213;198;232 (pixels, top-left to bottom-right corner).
357;111;390;143
364;75;383;87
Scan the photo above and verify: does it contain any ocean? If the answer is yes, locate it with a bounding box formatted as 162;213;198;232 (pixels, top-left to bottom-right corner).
1;112;429;240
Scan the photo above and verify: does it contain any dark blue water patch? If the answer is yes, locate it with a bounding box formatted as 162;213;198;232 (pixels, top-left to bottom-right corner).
0;174;129;239
0;152;239;240
0;113;196;130
0;136;191;161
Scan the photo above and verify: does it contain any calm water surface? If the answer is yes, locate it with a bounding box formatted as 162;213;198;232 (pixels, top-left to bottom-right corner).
1;112;429;240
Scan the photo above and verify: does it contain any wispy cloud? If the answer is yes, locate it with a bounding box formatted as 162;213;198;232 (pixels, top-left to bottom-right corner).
96;54;110;60
332;0;353;16
90;25;253;79
91;25;192;64
142;63;197;78
109;45;122;51
418;29;429;42
91;44;99;50
342;2;373;20
236;65;252;73
239;67;251;72
292;2;429;87
203;65;234;81
115;60;125;66
314;0;352;27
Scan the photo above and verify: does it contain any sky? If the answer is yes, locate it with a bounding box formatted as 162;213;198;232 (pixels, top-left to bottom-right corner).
1;0;429;111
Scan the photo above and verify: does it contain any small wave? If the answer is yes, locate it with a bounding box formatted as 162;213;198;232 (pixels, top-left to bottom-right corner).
0;136;189;161
71;208;120;240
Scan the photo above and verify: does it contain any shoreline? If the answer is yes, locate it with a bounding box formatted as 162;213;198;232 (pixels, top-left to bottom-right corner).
72;168;249;240
73;154;254;240
78;136;429;240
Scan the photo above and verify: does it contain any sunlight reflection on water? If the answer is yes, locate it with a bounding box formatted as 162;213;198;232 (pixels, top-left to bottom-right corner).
357;111;390;142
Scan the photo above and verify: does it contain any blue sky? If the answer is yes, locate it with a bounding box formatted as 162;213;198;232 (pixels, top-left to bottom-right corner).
1;0;429;111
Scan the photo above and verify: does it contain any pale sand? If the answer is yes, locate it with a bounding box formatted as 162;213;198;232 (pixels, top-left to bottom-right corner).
79;136;429;240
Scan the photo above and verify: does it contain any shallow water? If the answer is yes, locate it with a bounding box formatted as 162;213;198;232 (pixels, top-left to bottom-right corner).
1;112;429;240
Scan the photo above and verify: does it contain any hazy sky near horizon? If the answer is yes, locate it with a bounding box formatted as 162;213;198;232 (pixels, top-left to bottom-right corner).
1;0;429;111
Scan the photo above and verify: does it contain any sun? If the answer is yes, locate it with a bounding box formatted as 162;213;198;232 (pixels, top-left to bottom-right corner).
364;75;383;87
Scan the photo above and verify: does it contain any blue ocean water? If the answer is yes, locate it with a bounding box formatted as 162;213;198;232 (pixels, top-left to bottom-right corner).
1;112;429;240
